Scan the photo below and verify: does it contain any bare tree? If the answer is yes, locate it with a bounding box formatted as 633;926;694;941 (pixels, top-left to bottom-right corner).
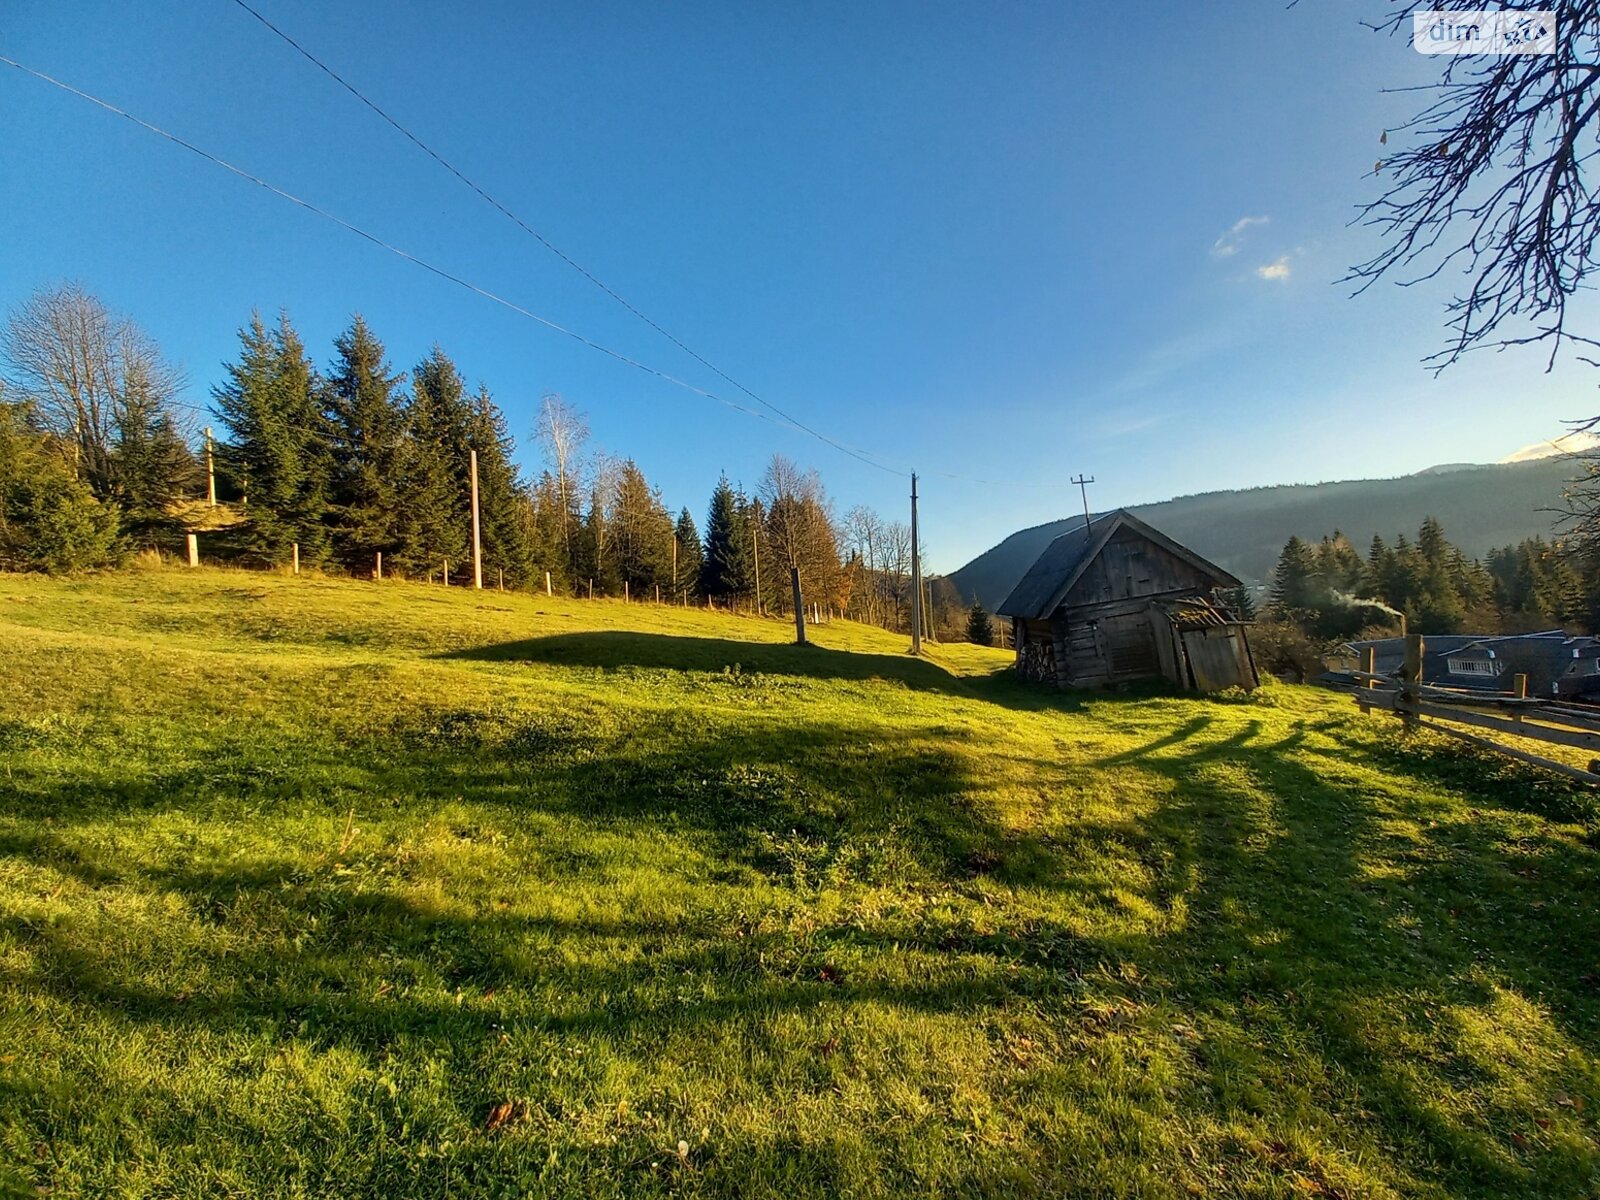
1351;2;1600;370
843;505;886;625
2;283;188;497
761;456;840;583
534;393;588;569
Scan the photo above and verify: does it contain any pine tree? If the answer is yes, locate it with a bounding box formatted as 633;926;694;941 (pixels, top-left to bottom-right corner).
673;507;703;601
609;460;673;595
396;348;471;577
529;470;569;591
1417;515;1449;565
965;602;994;646
325;316;407;572
467;385;533;586
1268;536;1317;615
701;474;751;602
1219;584;1257;621
108;356;197;548
0;390;119;571
212;312;331;565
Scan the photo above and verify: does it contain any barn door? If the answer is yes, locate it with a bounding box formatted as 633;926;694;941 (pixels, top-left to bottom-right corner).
1104;612;1158;679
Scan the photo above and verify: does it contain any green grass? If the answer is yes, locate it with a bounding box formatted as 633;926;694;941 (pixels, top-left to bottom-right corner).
1;567;1597;1198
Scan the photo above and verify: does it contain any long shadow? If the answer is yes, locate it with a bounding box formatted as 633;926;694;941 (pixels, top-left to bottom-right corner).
440;630;1110;717
443;631;974;692
7;692;1600;1194
1106;719;1600;1196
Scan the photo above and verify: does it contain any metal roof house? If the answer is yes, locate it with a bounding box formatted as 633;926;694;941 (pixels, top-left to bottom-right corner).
1324;631;1600;699
996;510;1258;691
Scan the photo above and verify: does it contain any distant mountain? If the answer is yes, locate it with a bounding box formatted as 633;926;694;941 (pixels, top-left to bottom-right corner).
949;458;1579;611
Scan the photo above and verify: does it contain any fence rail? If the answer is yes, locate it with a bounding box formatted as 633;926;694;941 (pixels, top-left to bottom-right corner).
1353;635;1600;786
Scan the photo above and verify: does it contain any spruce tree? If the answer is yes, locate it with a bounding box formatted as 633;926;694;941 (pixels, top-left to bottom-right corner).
673;507;703;600
467;385;533;586
325;316;407;572
397;348;471;577
1268;536;1316;616
212;312;331;565
1219;584;1257;621
0;391;119;571
109;357;197;548
701;474;751;601
610;459;673;595
965;602;994;646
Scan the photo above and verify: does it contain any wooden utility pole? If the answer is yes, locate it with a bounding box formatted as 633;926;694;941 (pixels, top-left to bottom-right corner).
1070;474;1095;526
443;557;449;587
910;473;923;655
204;427;216;507
375;551;382;581
292;543;299;575
790;567;807;645
752;524;762;615
498;568;504;591
545;570;552;596
469;450;483;589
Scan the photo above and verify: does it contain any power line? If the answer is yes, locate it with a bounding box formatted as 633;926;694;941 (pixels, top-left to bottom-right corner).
225;0;904;478
0;54;914;475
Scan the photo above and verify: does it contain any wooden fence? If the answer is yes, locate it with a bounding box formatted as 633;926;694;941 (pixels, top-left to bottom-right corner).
1353;634;1600;785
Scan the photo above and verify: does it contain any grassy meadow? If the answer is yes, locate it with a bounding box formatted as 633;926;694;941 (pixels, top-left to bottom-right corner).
0;567;1597;1197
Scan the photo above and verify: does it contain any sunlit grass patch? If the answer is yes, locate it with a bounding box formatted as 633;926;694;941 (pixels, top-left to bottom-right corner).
0;566;1596;1197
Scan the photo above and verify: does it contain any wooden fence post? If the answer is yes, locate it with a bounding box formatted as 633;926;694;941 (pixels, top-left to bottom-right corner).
186;533;199;568
292;542;299;575
1402;634;1423;731
545;570;552;597
443;558;449;587
375;551;382;581
1513;672;1528;726
1359;646;1376;713
624;580;630;603
791;567;807;646
498;568;504;591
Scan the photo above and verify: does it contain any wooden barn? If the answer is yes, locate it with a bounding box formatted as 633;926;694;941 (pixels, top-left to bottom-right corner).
997;509;1258;692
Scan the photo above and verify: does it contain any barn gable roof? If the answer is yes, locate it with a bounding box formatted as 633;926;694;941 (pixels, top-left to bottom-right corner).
995;509;1239;619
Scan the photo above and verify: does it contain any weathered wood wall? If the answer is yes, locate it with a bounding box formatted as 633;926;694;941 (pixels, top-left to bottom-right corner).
1062;529;1219;609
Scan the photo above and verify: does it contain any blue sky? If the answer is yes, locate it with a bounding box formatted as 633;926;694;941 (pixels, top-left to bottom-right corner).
4;1;1596;571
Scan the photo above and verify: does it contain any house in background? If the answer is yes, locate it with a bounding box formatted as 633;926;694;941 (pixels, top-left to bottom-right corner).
1324;631;1600;699
997;509;1257;691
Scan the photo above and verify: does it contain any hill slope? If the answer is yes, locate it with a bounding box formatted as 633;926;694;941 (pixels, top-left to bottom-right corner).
1;569;1597;1197
951;458;1576;609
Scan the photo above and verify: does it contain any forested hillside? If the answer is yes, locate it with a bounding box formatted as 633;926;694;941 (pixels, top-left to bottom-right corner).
950;458;1575;609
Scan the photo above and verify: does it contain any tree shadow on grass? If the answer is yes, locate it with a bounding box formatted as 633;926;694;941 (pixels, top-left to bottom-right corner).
6;701;1600;1195
440;630;1103;716
1099;717;1600;1196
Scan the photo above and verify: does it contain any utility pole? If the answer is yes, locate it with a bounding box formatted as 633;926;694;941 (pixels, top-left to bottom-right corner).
469;449;483;589
752;517;762;615
1070;474;1095;526
910;472;923;656
791;566;807;645
205;427;216;507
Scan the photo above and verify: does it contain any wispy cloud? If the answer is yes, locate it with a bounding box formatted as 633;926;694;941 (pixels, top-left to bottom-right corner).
1211;215;1268;258
1255;256;1291;282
